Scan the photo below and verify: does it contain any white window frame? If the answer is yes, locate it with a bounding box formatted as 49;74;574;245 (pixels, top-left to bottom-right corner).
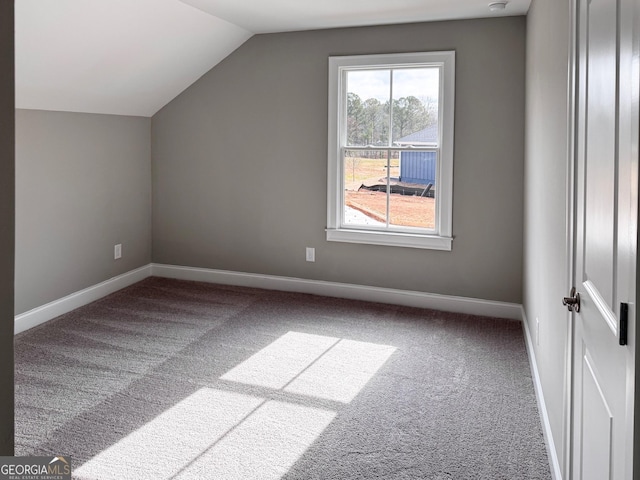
326;51;455;251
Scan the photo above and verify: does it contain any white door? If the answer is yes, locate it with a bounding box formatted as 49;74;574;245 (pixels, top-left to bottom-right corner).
571;0;638;478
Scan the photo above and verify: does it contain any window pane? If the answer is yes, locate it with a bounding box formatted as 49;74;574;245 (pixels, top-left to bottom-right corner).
392;68;439;145
390;150;436;230
343;150;388;226
346;70;390;147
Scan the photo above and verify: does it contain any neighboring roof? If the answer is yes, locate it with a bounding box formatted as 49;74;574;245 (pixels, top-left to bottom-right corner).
395;124;439;145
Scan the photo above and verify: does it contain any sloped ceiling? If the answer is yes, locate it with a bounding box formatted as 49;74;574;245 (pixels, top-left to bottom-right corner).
15;0;530;117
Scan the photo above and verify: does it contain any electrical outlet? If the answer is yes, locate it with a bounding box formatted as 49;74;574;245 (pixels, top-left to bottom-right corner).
306;247;315;262
536;317;540;346
114;244;122;260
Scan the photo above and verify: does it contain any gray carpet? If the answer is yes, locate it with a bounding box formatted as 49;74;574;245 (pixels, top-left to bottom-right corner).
14;277;551;479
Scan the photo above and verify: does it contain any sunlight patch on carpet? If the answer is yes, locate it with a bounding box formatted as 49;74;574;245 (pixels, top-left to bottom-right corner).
74;389;262;479
175;401;336;479
223;331;396;403
284;338;396;403
221;332;340;389
75;331;396;480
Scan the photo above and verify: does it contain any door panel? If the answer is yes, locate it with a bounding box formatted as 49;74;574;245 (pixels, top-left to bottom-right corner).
584;0;617;312
581;350;613;480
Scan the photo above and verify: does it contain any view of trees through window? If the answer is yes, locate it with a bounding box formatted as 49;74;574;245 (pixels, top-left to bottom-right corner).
346;93;436;146
343;67;440;230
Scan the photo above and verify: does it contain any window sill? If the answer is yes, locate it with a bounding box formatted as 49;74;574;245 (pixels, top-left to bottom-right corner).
326;228;453;251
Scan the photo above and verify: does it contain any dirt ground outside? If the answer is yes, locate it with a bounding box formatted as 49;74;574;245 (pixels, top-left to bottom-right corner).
344;157;435;229
344;156;436;229
345;191;435;229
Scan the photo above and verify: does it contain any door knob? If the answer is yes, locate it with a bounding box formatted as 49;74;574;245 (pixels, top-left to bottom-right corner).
562;287;580;312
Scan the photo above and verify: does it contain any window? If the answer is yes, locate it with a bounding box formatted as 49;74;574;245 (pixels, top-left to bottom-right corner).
327;51;455;250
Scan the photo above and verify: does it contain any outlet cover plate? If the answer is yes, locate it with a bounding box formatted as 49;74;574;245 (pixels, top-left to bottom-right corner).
306;247;315;262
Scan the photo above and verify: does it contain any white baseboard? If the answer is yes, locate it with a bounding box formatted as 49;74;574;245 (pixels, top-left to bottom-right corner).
521;307;563;480
14;262;523;334
151;263;522;320
14;265;152;335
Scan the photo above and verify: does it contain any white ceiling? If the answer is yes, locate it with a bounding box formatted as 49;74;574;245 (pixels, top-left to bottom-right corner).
15;0;530;117
181;0;531;33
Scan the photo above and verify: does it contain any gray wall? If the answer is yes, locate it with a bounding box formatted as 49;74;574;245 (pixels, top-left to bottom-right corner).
0;0;14;455
152;17;526;303
15;110;152;314
524;0;572;472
